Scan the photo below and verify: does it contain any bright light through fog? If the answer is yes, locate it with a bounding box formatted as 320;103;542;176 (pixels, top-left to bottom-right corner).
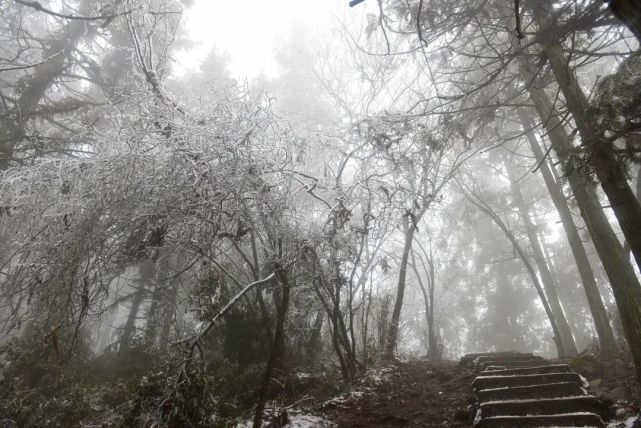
174;0;348;78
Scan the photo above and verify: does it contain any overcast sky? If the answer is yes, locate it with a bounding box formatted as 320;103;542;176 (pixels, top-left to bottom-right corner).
174;0;357;78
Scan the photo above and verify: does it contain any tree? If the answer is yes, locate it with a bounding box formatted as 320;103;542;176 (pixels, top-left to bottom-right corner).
502;152;579;356
516;109;618;353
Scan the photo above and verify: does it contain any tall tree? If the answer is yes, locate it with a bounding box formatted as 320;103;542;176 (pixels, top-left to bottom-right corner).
530;4;641;274
521;59;641;381
502;152;579;356
517;109;618;353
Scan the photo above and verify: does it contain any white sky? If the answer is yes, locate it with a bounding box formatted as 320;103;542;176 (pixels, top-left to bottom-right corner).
175;0;355;78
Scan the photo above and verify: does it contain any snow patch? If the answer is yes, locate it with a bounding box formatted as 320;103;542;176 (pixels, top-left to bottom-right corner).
606;415;640;428
237;408;334;428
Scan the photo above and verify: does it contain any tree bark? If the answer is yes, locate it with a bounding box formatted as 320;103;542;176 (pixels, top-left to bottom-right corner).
385;208;425;359
252;266;291;428
521;56;641;382
532;5;641;274
518;109;618;353
502;154;579;356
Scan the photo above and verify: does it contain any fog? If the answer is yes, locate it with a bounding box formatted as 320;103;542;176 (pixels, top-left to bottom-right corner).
0;0;640;426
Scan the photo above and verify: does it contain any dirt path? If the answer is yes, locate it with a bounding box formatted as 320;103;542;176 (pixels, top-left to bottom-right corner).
322;359;475;427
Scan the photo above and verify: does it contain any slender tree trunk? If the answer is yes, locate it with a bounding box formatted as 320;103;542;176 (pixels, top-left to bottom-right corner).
502;154;579;356
637;167;641;200
305;246;354;381
378;295;390;352
307;311;324;365
251;230;272;338
521;57;641;381
532;6;641;273
410;247;439;358
362;274;374;357
120;292;144;351
465;193;565;357
427;258;437;358
518;109;618;353
252;266;291;428
158;286;176;350
385;212;423;359
410;248;433;356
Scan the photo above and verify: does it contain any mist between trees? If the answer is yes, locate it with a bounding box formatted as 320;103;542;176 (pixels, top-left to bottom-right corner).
0;0;640;426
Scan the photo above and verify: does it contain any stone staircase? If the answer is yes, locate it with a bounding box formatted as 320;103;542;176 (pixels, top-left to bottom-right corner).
461;352;606;427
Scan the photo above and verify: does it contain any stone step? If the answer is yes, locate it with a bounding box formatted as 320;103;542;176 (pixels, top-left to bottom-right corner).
460;352;532;366
477;413;605;427
481;364;572;376
473;372;583;390
479;395;601;417
477;358;547;370
475;354;539;365
477;381;587;402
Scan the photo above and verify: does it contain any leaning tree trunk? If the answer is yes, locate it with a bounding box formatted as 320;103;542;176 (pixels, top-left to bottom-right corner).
521;56;641;382
532;5;641;274
502;154;579;356
465;193;565;357
518;109;618;353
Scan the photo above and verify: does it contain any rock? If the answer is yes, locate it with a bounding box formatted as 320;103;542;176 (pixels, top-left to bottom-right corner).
590;378;602;387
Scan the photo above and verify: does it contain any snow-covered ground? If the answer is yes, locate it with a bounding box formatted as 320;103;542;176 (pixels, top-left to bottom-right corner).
607;415;640;428
236;408;334;428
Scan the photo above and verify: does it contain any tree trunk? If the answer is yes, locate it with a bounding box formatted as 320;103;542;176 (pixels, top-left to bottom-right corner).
521;56;641;382
465;192;565;357
252;266;291;428
411;239;441;358
158;286;176;350
307;311;324;366
502;154;579;356
532;6;641;274
385;209;425;359
385;217;416;359
120;291;144;351
606;0;641;42
518;109;618;353
410;248;435;357
0;5;91;169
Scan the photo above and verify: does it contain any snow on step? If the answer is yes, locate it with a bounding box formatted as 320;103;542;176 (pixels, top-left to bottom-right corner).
475;354;542;365
480;364;572;376
473;372;582;390
477;381;588;401
478;413;605;428
460;351;533;367
465;352;606;427
479;395;601;417
477;358;547;370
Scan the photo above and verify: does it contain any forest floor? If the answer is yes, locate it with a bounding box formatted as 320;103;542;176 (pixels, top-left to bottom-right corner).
259;351;640;428
320;359;474;427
